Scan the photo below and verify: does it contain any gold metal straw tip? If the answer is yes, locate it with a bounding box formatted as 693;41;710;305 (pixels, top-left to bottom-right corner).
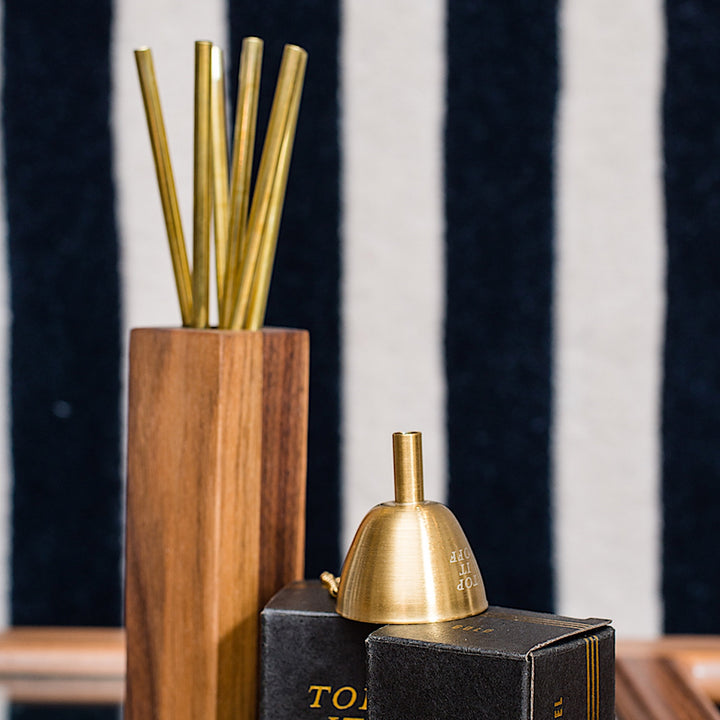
135;46;150;54
392;431;424;504
285;44;307;55
211;46;224;75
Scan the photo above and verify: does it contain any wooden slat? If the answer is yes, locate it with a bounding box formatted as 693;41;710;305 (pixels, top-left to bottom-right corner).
0;677;124;705
616;656;720;720
0;627;125;677
619;636;720;658
0;630;717;716
619;637;720;703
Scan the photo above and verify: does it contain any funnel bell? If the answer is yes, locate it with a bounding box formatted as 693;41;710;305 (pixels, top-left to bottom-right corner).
335;431;488;624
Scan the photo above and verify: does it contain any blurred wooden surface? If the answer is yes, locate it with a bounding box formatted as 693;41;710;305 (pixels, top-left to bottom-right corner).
0;627;125;677
0;627;124;703
0;629;717;714
617;637;720;720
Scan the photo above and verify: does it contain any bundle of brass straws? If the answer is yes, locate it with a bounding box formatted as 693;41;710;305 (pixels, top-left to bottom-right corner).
135;39;307;329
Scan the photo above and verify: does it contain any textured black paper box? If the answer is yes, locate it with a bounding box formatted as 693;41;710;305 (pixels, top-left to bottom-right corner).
367;606;614;720
260;580;379;720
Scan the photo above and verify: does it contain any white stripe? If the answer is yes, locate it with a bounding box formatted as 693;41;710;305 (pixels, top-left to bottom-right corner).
341;0;447;552
554;0;665;636
113;1;227;335
0;0;10;631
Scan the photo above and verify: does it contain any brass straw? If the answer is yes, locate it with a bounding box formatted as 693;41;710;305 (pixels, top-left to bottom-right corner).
392;432;424;504
220;37;263;328
192;41;213;328
134;47;193;326
228;44;307;330
245;52;306;330
210;46;230;313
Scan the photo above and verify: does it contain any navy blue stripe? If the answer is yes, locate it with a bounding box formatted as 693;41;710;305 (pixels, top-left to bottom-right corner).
662;0;720;633
445;0;557;611
228;1;341;575
3;0;122;625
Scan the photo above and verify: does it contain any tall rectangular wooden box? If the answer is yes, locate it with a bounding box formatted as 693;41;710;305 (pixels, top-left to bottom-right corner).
124;327;309;720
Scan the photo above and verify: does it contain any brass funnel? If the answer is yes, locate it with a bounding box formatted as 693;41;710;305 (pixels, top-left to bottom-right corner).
335;431;488;624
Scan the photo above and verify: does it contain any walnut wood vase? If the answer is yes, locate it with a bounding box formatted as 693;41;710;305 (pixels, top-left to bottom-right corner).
124;327;309;720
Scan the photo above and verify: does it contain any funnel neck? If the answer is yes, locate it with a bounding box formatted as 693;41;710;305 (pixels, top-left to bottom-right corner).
392;431;424;503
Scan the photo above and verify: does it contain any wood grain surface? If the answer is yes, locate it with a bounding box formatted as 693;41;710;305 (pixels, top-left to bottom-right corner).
619;636;720;703
0;627;125;677
617;638;720;720
125;327;308;720
0;627;125;704
0;628;719;716
0;677;124;705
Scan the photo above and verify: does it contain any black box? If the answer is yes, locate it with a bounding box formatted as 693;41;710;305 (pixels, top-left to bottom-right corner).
367;606;614;720
260;580;379;720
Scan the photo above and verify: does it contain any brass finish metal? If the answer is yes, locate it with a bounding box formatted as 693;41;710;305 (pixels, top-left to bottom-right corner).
392;430;424;503
245;50;306;330
136;39;306;330
336;432;488;624
134;47;193;326
210;46;229;312
221;37;263;328
228;44;307;330
320;571;340;598
192;41;213;328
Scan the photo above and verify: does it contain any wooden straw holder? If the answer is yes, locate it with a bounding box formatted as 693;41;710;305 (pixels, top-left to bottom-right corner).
124;327;309;720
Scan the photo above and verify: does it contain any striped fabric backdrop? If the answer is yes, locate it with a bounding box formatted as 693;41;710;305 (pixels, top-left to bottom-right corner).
0;0;718;666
